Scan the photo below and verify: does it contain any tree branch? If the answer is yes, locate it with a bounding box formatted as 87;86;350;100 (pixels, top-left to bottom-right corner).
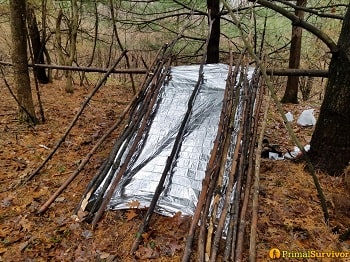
275;0;344;20
247;0;338;53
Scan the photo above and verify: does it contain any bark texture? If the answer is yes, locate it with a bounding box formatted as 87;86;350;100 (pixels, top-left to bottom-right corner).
10;0;38;124
309;5;350;175
206;0;220;64
281;0;306;104
27;3;49;84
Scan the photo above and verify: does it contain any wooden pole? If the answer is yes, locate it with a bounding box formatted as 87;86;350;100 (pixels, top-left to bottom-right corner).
0;61;147;74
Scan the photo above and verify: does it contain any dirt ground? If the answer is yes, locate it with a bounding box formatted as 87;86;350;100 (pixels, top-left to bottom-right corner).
1;74;350;261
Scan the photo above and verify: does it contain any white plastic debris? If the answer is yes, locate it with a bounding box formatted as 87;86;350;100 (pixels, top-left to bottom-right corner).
285;112;293;122
297;109;316;126
284;144;310;159
269;152;284;160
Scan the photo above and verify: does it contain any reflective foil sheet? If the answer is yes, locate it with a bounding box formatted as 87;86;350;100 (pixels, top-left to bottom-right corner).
92;64;250;216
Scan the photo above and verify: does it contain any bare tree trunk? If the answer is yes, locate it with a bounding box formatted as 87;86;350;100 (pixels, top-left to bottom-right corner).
309;5;350;175
10;0;38;124
80;0;98;86
206;0;220;64
109;0;136;94
65;0;79;93
55;8;65;79
281;0;306;104
41;0;52;82
27;2;49;84
54;0;79;93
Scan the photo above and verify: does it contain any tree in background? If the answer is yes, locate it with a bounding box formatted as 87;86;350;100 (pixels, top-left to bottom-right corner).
281;0;306;104
309;4;350;175
207;0;220;63
27;2;49;84
9;0;38;124
113;0;231;64
55;0;79;93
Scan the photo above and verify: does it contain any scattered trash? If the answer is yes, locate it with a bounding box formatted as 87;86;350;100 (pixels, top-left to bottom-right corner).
261;138;283;159
285;112;293;122
268;152;284;160
55;197;65;202
284;145;310;159
297;109;316;126
39;144;50;150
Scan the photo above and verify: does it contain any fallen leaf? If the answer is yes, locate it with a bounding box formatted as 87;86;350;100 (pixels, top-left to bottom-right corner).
169;240;182;255
2;196;14;207
100;252;110;259
0;226;12;238
32;187;49;200
172;211;182;226
76;209;89;221
126;210;138;221
19;216;33;232
142;231;151;241
128;200;140;209
135;245;160;259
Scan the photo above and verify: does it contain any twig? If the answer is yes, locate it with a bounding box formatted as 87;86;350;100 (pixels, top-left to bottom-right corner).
42;47;167;212
210;123;243;262
266;68;328;77
25;50;127;182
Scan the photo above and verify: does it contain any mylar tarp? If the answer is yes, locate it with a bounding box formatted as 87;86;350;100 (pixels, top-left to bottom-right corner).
85;64;252;216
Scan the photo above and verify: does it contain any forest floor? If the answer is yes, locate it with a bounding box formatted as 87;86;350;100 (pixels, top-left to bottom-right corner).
1;75;350;262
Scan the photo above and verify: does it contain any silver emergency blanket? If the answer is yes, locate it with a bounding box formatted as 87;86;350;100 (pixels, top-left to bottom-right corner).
94;64;251;216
